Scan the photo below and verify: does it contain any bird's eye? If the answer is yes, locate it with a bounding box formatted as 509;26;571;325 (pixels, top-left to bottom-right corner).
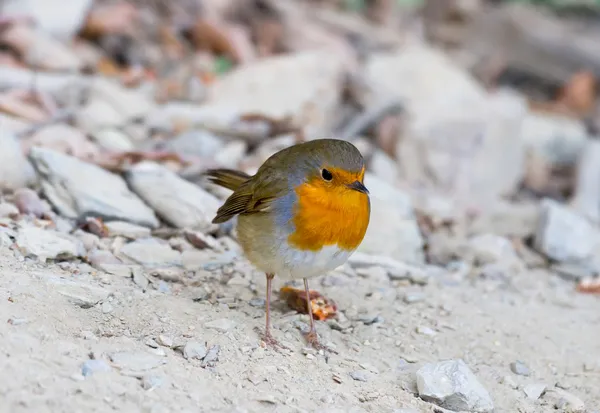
321;169;333;181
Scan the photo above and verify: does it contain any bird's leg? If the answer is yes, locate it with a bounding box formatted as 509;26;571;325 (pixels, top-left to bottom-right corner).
303;278;326;350
259;273;287;349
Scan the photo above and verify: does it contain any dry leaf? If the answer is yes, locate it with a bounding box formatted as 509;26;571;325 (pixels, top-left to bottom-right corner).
555;70;596;117
577;277;600;295
279;286;338;321
80;1;138;39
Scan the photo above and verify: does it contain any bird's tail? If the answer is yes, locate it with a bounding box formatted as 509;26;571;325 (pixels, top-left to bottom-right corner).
204;168;251;191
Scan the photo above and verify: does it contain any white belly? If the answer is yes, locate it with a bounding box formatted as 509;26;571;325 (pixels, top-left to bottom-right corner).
254;243;355;281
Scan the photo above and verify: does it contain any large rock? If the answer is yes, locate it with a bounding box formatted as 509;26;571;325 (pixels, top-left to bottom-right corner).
15;226;85;262
0;129;34;191
534;198;600;265
29;147;159;228
125;162;220;231
358;173;424;264
416;359;494;413
1;0;93;41
401;89;527;200
206;50;346;138
365;44;487;114
572;139;600;223
365;45;527;200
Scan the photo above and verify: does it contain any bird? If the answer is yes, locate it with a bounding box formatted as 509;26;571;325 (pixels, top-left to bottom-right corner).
204;138;370;349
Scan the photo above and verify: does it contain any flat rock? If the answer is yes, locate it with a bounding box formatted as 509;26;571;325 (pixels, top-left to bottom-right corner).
207;50;345;138
399;88;527;201
81;359;111;377
523;383;547;400
126;162;220;231
1;0;93;41
365;44;487;114
108;351;166;373
29;147;159;228
16;226;85;262
510;360;531;376
49;278;110;308
205;318;237;333
118;240;182;268
521;112;588;169
467;234;519;265
183;342;208;360
357;173;424;264
542;388;586;412
572;139;600;223
159;130;225;158
416;359;494;413
0;129;34;191
534;198;600;263
104;221;151;240
349;252;430;284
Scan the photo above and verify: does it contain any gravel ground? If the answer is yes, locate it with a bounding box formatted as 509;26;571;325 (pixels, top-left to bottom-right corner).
1;244;598;413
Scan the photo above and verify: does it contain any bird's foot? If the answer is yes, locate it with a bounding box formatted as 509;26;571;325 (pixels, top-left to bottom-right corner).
255;327;290;351
304;329;338;354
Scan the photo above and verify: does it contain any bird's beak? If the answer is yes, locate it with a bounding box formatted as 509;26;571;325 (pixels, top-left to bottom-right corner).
346;180;369;194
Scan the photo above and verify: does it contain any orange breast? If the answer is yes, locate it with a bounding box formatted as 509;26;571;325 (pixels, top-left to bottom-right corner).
287;180;370;252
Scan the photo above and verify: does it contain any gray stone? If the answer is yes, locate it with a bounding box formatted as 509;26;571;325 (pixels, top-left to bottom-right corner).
0;129;33;191
357;173;424;264
0;203;19;218
543;388;585;413
572;139;600;223
205;318;237;333
183;342;208;360
126;162;220;231
521;112;587;169
53;280;110;309
1;0;93;41
200;345;220;368
534;198;600;263
400;88;527;201
118;240;182;268
15;226;85;262
108;351;166;373
350;371;369;382
510;360;531;376
156;335;173;348
160;130;224;158
349;252;430;284
104;221;151;240
207;50;345;139
29;147;159;228
416;359;494;412
141;374;165;390
81;359;111;377
523;383;547;400
468;234;520;265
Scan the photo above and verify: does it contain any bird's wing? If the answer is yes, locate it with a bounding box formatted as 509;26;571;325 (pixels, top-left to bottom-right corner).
211;167;289;224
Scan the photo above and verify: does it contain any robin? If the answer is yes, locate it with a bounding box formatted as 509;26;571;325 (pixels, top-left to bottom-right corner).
205;138;370;349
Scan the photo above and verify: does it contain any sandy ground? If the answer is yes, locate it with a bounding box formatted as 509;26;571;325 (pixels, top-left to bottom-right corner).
1;244;599;413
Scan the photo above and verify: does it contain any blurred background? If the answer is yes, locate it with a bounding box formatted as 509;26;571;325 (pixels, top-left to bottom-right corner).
1;2;600;412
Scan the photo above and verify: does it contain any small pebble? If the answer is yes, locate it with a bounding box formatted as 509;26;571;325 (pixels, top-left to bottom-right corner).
81;359;111;377
101;301;113;314
205;318;237;333
523;383;547;400
146;338;159;348
403;291;425;304
416;326;437;336
501;375;518;389
510;360;531;376
141;375;164;390
200;345;220;368
157;335;173;348
350;371;369;382
249;298;265;307
183;341;207;360
7;317;28;326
